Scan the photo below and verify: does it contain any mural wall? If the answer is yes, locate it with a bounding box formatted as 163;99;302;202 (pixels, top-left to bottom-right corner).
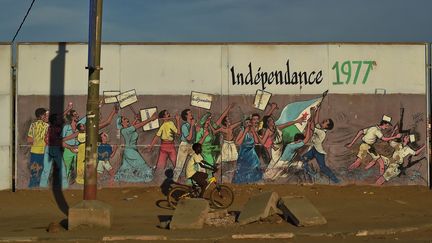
0;44;12;190
16;43;430;189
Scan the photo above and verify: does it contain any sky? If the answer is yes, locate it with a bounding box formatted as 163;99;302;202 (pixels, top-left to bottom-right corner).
0;0;431;43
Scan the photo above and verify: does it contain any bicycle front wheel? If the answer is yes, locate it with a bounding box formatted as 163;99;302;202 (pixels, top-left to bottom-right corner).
210;185;234;209
167;186;190;209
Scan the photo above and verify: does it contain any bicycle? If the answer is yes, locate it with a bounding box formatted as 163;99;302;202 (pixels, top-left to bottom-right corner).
167;167;234;209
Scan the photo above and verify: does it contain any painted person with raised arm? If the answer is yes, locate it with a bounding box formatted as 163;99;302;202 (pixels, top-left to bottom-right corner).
172;109;196;182
262;115;306;180
147;110;181;174
39;103;73;189
301;106;339;183
114;113;157;183
215;104;241;163
232;118;263;184
252;102;279;165
265;114;313;180
195;107;229;170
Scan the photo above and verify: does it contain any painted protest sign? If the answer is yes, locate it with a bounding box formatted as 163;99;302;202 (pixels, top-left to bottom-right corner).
191;91;213;110
117;89;138;108
103;90;120;104
253;89;272;110
140;107;159;131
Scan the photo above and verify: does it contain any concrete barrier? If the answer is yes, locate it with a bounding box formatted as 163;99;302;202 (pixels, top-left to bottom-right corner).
170;198;209;230
68;200;112;230
278;196;327;226
238;191;280;225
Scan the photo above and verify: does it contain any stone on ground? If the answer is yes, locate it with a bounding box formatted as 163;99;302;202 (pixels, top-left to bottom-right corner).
238;191;280;225
170;198;209;230
278;196;327;226
47;222;63;233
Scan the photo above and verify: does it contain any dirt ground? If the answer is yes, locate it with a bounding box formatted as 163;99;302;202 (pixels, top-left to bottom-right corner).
1;184;432;242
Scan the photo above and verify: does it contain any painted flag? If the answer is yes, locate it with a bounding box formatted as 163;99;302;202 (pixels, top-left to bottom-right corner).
275;96;323;143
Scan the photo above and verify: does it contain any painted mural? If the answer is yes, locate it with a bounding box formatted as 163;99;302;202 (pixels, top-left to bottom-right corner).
15;43;429;189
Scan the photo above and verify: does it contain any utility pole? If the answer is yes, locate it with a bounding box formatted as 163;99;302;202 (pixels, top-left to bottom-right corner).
84;0;103;200
68;0;111;229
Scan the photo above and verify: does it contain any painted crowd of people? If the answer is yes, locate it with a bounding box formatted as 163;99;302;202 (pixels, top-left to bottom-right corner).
25;96;426;189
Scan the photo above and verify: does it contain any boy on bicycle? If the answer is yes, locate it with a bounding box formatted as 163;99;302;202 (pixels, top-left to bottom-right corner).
186;143;217;197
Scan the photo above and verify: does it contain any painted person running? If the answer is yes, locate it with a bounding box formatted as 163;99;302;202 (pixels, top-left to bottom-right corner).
376;132;426;185
346;115;401;175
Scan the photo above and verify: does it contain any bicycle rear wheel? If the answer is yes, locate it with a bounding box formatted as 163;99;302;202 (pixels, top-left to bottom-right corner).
210;185;234;209
167;186;190;209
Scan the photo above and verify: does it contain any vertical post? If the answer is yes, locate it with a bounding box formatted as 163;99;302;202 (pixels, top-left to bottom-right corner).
428;43;432;189
84;0;103;200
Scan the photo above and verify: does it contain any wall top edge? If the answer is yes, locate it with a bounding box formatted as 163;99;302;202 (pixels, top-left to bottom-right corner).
16;42;429;46
16;93;426;96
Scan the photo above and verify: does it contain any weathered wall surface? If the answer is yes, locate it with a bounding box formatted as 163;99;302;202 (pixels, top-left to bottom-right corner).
0;44;12;190
15;43;429;189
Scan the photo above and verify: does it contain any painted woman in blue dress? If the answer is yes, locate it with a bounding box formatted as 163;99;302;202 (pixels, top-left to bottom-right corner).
232;118;263;184
115;113;157;183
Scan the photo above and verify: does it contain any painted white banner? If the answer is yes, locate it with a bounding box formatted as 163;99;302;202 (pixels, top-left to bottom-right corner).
253;89;272;111
103;90;120;104
190;91;213;110
117;89;138;108
140;107;159;131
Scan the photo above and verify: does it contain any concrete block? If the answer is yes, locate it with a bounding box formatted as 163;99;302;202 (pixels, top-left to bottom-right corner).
68;200;112;230
238;191;280;225
170;198;209;230
278;196;327;227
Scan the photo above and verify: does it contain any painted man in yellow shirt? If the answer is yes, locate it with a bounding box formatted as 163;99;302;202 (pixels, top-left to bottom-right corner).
27;107;49;188
148;110;180;173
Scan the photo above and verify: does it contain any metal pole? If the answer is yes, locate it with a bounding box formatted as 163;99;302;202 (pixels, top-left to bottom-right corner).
428;43;431;189
84;0;103;200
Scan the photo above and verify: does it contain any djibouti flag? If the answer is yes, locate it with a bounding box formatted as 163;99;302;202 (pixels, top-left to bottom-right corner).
275;93;325;143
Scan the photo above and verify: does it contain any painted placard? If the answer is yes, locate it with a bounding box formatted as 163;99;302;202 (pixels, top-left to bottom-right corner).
117;89;138;108
103;90;120;104
253;89;272;110
190;91;213;110
140;107;159;131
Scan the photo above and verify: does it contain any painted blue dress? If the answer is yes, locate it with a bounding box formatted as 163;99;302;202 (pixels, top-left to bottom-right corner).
233;131;263;184
115;126;153;183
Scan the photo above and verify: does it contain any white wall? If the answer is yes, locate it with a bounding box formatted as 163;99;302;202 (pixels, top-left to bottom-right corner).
17;43;427;96
0;44;11;190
